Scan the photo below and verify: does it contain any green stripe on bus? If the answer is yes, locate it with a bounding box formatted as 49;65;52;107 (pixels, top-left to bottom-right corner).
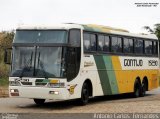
83;25;94;31
92;28;102;32
103;56;119;94
94;55;112;95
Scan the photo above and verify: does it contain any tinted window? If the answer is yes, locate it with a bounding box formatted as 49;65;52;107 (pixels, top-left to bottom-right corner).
153;41;158;55
98;35;104;51
111;37;122;53
11;47;65;78
104;36;110;52
83;33;90;52
134;39;144;54
90;34;96;51
145;40;152;54
14;30;67;43
83;33;96;52
123;38;133;53
69;29;81;47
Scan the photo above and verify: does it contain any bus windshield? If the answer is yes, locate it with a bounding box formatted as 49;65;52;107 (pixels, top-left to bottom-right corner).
11;47;66;78
14;30;67;43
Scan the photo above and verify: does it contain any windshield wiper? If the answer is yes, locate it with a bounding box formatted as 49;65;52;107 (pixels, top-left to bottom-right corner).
20;52;33;78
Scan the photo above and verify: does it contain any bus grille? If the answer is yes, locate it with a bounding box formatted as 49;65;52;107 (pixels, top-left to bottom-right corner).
21;82;32;85
35;82;47;86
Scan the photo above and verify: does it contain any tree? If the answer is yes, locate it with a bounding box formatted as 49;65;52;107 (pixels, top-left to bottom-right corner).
0;31;15;78
0;31;15;49
143;24;160;39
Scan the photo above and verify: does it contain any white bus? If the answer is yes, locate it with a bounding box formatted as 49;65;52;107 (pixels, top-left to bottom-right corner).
5;23;159;105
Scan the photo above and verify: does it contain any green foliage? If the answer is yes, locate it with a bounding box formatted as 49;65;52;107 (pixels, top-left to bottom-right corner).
0;77;9;86
0;31;14;86
0;31;14;48
154;24;160;39
143;24;160;39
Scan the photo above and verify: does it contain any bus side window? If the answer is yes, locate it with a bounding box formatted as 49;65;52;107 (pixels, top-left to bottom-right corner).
103;36;110;52
98;35;104;51
128;38;134;53
90;34;96;51
83;33;90;52
69;29;81;47
134;39;144;54
124;38;133;53
66;47;81;81
145;40;152;55
153;41;158;55
111;36;122;53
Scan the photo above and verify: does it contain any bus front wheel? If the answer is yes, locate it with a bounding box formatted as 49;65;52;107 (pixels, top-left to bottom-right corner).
133;82;141;98
80;82;89;105
140;81;147;97
34;99;45;105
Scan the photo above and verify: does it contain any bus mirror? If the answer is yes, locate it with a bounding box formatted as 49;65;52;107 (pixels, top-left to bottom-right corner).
4;48;12;65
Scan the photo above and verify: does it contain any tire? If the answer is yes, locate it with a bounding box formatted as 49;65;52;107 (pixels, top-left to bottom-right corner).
133;82;141;98
79;82;89;105
34;99;45;105
140;81;146;97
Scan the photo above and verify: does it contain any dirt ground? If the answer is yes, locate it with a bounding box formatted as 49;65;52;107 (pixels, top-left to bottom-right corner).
0;88;160;113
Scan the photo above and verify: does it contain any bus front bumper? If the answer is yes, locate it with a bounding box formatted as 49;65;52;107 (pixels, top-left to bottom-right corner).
9;86;69;100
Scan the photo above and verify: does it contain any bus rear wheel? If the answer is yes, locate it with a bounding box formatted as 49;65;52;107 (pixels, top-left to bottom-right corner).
79;82;89;105
34;99;45;105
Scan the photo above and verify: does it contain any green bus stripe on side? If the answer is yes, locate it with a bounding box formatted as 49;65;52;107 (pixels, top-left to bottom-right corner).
94;55;112;95
83;25;94;31
103;56;119;94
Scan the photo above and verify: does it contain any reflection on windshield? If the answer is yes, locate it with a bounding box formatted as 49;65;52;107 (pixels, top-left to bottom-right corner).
11;47;34;77
20;51;34;77
11;47;66;78
35;47;63;78
14;30;67;43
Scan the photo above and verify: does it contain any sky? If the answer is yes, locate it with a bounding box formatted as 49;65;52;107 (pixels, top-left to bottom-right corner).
0;0;159;33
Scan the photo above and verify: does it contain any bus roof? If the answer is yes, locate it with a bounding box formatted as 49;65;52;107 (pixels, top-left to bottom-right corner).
82;24;158;40
17;23;158;40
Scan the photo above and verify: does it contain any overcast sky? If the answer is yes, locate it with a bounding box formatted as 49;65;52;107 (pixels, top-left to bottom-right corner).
0;0;159;33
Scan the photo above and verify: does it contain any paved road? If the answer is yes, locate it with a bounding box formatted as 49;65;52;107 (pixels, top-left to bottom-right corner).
0;88;160;114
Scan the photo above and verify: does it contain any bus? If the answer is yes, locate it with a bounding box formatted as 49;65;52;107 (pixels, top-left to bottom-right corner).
5;23;159;105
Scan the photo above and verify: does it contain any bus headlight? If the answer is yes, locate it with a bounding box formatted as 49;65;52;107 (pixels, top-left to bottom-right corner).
9;81;21;86
10;89;19;96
